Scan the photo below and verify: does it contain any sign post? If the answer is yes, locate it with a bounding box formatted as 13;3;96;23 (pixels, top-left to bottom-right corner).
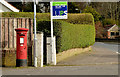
50;1;67;65
34;0;38;67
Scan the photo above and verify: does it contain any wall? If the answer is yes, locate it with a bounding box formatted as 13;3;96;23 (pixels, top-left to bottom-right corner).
0;3;12;12
1;18;33;67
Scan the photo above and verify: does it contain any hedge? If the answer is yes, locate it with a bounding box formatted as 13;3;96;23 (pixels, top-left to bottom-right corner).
37;20;95;53
2;12;95;53
2;12;94;25
2;12;50;21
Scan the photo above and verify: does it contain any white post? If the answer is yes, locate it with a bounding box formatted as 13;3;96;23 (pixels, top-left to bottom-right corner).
34;0;37;67
53;37;56;65
41;33;43;67
50;2;54;64
50;2;56;65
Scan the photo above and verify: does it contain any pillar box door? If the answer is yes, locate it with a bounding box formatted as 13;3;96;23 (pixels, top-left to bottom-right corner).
15;28;29;67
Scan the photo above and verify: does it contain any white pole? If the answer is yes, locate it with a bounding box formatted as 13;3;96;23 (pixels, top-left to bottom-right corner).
41;33;43;67
50;2;54;64
53;37;56;65
34;0;37;67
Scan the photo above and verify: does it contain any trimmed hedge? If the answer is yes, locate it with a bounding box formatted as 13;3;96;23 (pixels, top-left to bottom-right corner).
66;13;94;25
2;12;50;21
2;12;95;53
2;12;94;25
60;21;95;52
37;20;95;52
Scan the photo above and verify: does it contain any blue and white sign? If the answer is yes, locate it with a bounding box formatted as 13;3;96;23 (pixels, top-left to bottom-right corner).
51;2;68;19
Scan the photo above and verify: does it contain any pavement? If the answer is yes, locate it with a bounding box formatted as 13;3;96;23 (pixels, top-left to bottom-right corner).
1;42;119;75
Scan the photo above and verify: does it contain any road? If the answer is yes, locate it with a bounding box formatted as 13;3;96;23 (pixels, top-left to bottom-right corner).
1;42;119;75
94;42;119;53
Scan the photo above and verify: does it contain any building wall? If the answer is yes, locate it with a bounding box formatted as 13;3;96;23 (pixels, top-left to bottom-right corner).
108;31;120;39
107;31;111;39
0;3;12;12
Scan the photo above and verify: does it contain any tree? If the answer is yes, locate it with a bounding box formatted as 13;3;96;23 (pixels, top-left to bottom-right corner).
9;2;50;13
83;6;101;22
116;2;119;21
91;2;120;23
9;2;23;12
95;21;106;38
37;2;50;13
68;2;89;13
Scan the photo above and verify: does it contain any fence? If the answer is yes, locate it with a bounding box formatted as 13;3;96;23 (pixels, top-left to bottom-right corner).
0;18;33;66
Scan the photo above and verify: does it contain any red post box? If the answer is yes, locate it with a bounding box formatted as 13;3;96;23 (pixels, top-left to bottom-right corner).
15;28;29;67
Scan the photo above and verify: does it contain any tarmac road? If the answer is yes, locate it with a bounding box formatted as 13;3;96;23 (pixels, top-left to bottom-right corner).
1;64;118;75
94;42;119;53
1;42;119;75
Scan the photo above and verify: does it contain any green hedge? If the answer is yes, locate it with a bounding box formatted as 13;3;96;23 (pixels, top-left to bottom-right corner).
2;12;50;21
2;12;94;25
2;12;95;52
60;21;95;51
37;20;95;52
66;13;94;25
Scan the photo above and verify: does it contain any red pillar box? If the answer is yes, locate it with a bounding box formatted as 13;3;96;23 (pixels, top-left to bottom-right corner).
15;28;29;67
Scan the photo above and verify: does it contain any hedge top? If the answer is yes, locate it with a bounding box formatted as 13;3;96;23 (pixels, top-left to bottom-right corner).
2;12;94;25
